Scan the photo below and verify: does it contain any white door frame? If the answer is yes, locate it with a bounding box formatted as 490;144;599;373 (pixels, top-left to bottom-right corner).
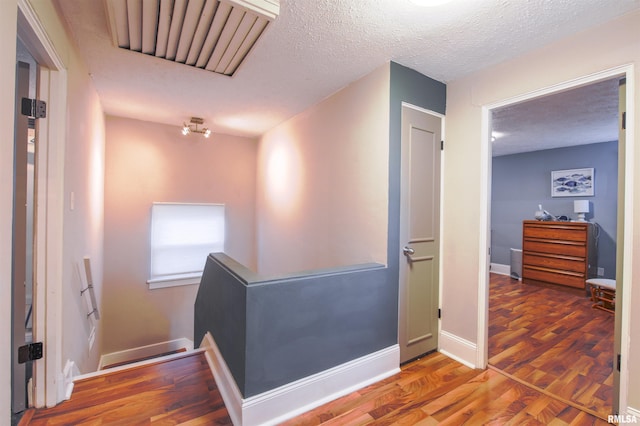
477;64;635;414
17;0;67;408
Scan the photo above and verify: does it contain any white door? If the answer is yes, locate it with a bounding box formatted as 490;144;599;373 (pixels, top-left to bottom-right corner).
398;104;442;363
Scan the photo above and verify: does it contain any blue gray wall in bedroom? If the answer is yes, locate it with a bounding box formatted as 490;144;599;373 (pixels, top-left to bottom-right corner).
491;141;618;279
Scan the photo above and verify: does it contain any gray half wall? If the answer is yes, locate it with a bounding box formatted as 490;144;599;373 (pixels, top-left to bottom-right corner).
195;254;393;398
491;141;618;279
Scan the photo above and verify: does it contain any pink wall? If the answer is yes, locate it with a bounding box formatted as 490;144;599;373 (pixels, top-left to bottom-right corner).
61;48;106;374
102;117;257;353
255;64;390;274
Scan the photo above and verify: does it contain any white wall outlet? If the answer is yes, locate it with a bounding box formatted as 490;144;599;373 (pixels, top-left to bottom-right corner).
597;267;605;277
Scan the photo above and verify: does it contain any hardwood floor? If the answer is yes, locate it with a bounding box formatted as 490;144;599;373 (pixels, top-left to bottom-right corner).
283;352;608;425
22;274;613;425
489;273;615;419
22;352;232;425
21;352;610;426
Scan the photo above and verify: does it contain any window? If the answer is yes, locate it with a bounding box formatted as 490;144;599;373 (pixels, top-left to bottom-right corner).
147;203;225;289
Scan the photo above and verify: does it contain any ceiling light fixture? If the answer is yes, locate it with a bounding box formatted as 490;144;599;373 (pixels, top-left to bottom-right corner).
491;131;506;142
182;117;211;138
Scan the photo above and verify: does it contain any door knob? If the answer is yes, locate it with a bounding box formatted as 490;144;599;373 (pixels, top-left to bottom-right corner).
403;246;415;256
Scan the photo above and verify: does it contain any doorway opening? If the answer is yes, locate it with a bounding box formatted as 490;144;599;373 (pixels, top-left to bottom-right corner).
13;1;69;414
12;36;38;422
480;67;633;418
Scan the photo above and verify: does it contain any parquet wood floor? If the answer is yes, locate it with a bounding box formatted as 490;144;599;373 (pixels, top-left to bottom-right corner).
489;273;615;419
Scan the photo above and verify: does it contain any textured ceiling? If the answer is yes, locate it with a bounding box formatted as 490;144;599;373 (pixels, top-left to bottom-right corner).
491;78;621;157
55;0;638;147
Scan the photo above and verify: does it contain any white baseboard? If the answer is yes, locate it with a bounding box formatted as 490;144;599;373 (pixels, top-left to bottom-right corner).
200;332;400;426
61;359;79;400
200;333;244;425
98;337;193;370
439;330;478;369
490;263;511;276
626;406;640;418
74;348;203;383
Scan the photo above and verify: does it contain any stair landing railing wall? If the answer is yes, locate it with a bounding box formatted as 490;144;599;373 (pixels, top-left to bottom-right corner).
194;253;394;398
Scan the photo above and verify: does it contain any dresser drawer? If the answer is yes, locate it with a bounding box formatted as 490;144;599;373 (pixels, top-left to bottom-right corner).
522;253;585;273
523;224;586;242
523;239;586;257
522;266;585;289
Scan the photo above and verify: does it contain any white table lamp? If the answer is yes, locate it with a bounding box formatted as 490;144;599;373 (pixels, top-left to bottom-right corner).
574;200;590;222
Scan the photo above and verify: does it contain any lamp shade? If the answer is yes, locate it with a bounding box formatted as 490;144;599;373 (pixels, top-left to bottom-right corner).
574;200;589;214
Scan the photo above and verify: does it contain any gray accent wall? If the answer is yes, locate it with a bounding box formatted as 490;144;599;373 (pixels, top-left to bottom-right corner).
388;61;446;310
491;141;618;279
194;254;390;397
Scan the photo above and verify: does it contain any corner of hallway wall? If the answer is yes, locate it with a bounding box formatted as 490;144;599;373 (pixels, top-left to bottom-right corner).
62;52;106;375
1;1;19;420
388;61;446;278
387;62;447;365
255;63;391;275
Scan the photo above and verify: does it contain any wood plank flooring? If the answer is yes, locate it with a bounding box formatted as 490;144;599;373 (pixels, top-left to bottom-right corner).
23;352;232;425
22;273;613;425
22;352;610;426
282;352;608;425
489;273;614;419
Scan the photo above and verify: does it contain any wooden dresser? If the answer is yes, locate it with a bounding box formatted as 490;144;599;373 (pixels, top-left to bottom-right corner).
522;220;597;289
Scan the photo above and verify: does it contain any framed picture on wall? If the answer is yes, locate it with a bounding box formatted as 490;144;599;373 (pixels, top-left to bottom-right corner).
551;168;594;197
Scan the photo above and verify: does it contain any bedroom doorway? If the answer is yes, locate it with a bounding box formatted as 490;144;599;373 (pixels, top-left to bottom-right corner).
483;70;630;418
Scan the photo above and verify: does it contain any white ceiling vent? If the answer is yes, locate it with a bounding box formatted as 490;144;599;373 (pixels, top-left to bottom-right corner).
105;0;279;76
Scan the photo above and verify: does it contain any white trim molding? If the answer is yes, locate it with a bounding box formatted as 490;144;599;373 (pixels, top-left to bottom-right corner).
147;274;201;289
626;406;640;420
438;330;478;369
61;360;79;401
489;263;510;277
200;332;400;425
200;334;244;425
97;338;194;370
17;0;69;408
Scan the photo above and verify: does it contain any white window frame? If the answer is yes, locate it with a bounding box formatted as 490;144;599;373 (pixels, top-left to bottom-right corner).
147;202;225;290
